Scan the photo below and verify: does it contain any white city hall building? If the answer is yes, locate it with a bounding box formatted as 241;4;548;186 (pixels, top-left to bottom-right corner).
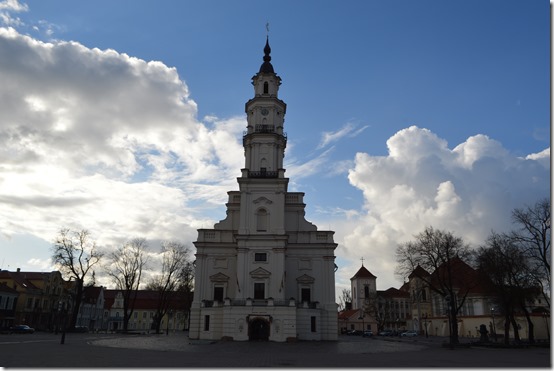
188;39;338;342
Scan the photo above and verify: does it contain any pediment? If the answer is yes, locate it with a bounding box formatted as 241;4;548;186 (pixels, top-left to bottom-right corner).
250;267;271;278
296;274;315;284
209;272;230;282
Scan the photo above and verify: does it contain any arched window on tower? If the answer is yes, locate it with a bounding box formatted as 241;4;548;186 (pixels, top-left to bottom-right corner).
263;81;269;94
257;208;268;232
364;286;370;299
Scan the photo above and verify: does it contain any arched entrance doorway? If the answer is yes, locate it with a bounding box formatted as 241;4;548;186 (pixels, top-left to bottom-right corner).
248;318;270;341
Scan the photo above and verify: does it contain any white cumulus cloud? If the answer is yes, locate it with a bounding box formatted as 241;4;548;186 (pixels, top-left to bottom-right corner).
0;27;245;268
336;125;550;290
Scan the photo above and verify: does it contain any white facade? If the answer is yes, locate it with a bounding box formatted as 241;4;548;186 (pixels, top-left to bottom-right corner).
189;39;338;342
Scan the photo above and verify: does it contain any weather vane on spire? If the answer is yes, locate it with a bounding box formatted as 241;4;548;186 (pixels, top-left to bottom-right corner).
361;257;365;266
266;22;270;37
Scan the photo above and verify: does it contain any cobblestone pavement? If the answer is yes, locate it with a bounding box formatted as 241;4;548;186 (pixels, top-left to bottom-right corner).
0;331;550;368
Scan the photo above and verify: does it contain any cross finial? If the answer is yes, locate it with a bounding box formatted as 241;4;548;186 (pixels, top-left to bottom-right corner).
360;257;365;266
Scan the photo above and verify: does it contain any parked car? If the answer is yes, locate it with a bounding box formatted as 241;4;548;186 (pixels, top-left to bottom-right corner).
401;330;418;337
362;330;373;337
378;330;392;336
347;330;363;336
10;325;35;334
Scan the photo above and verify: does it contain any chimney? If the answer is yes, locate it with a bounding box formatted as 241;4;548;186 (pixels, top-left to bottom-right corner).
16;268;20;273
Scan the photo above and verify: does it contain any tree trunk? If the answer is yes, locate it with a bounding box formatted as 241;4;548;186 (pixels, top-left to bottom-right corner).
520;305;534;344
450;307;459;344
503;315;511;345
510;314;520;342
123;295;130;331
70;279;84;329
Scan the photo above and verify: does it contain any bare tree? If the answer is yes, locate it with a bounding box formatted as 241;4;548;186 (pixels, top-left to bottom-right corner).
105;237;149;331
395;226;473;345
146;241;191;333
476;232;537;344
51;228;103;329
510;198;551;307
338;289;352;311
176;260;195;330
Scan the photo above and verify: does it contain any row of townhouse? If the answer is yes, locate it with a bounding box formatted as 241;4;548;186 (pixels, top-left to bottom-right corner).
78;288;191;333
0;269;69;331
0;269;191;333
339;259;550;341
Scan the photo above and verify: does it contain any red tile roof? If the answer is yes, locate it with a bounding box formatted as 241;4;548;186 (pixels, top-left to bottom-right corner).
378;287;410;299
338;309;361;320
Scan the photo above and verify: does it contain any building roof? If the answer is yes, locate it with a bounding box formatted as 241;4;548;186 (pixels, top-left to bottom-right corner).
82;286;103;304
338;309;362;320
378;287;410;299
408;265;430;279
431;257;488;294
350;265;377;280
0;282;18;294
0;270;41;291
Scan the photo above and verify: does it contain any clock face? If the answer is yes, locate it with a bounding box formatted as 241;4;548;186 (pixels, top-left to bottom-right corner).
261;108;269;116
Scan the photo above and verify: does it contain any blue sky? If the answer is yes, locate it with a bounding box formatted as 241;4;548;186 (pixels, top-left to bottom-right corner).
0;0;550;294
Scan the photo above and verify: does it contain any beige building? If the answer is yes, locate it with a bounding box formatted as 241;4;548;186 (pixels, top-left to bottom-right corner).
189;38;338;342
340;258;550;341
0;269;68;331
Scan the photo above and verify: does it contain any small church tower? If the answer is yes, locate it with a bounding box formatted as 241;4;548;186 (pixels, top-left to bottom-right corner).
350;261;377;311
188;38;338;342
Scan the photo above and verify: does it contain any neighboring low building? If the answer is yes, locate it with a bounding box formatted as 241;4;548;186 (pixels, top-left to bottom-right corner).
0;269;69;331
0;282;18;329
76;286;105;330
376;286;411;333
340;258;550;341
103;289;189;333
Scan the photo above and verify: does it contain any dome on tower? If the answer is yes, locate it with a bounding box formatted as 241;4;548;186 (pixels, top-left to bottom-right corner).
259;37;275;74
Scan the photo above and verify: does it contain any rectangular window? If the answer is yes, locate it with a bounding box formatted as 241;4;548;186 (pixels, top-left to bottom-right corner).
134;312;138;319
143;312;147;318
301;288;311;303
254;253;267;262
254;282;265;299
27;298;33;308
204;315;210;331
311;316;316;332
214;286;224;302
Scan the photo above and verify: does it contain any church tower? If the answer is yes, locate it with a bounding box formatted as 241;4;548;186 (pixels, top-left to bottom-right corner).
189;38;338;342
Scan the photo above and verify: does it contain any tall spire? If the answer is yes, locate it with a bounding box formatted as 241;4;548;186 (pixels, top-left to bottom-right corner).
259;37;275;74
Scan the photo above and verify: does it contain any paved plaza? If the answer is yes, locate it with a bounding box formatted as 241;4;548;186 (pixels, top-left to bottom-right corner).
0;331;550;368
